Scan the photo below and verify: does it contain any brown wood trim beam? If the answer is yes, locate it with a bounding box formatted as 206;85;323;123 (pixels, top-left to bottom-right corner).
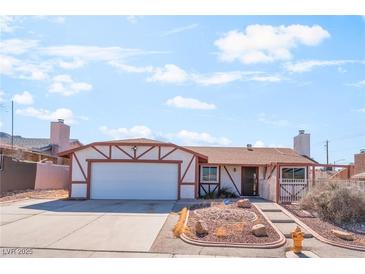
181;155;195;181
74;153;87;181
223;165;240;195
160;147;178;160
114;145;134;159
136;146;156;160
91;145;109;159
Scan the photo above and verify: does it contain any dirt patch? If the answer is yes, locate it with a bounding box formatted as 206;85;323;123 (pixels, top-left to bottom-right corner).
284;204;365;248
184;201;281;245
0;189;69;202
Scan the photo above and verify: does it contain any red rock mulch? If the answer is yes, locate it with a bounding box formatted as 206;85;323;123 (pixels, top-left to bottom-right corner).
284;204;365;248
184;201;281;245
0;189;69;202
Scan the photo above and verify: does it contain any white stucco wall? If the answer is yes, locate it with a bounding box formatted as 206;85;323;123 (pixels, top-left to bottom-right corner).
220;165;241;195
71;183;87;198
69;144;198;199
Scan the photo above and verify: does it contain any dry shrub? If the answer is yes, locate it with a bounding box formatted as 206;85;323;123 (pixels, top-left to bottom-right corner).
215;226;228;238
173;207;188;237
300;181;365;225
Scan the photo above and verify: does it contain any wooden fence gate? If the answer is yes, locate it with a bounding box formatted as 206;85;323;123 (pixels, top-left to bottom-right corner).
279;179;308;203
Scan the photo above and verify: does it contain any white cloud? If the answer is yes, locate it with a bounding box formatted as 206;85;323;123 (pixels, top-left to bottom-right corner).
0;55;50;80
0;90;5;102
147;64;189;84
108;61;154;73
214;24;330;64
99;125;154;140
49;74;92;96
258;113;289;127
192;71;281;86
171;130;231;146
285;59;361;73
166;96;216;110
42;45;162;62
51;16;66;24
12;91;34;105
247;75;282;82
0;16;17;33
126;16;140;24
358;108;365;113
254;140;265;147
111;60;281;86
99;125;231;146
0;120;2;129
348;80;365;88
58;59;85;69
16;107;77;124
192;71;243;86
0;39;39;55
161;24;198;37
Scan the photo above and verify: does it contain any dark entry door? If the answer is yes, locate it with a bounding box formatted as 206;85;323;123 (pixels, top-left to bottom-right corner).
241;167;258;196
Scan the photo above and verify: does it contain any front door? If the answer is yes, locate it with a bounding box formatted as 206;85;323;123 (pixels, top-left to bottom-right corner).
241;167;258;196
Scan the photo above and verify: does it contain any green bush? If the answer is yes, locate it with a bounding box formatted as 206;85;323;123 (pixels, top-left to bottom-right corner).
201;187;238;199
300;181;365;225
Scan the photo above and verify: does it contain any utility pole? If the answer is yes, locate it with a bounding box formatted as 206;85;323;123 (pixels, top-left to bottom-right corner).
325;140;329;165
11;100;14;149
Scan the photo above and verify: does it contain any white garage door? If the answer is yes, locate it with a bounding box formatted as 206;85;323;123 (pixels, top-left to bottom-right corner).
90;162;178;200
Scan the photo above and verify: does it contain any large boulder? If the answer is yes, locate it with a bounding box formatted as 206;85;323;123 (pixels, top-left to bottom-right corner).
331;229;354;241
195;220;208;236
237;199;251;208
252;224;267;237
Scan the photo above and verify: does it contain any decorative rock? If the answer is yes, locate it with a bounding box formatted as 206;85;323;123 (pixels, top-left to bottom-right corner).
237;199;251;208
331;229;354;241
195;220;208;236
252;224;267;237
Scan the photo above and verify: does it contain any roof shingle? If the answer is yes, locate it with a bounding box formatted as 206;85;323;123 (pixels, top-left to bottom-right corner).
183;146;315;165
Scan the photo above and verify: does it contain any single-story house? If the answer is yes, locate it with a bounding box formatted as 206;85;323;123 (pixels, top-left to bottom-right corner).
59;132;322;203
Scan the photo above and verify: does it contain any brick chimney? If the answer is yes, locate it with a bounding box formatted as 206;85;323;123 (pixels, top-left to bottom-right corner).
293;130;310;157
354;149;365;175
50;119;70;154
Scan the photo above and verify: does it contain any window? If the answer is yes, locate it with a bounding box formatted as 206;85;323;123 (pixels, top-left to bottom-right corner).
202;166;218;182
281;168;305;180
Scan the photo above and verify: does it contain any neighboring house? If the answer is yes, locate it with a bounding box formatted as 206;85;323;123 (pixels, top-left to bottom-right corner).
329;149;365;181
0;119;81;193
0;119;81;157
60;130;327;203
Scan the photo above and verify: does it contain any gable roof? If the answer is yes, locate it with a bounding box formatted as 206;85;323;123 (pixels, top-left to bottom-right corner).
107;138;166;144
183;146;316;165
57;138;208;160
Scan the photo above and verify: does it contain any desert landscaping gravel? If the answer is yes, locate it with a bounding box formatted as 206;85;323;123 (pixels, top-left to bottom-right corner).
0;189;68;202
284;204;365;248
185;201;281;244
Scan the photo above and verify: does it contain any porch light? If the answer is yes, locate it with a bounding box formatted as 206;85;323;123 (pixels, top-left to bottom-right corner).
131;146;137;151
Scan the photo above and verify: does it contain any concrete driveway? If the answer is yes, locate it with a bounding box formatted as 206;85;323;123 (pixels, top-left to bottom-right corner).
0;199;175;252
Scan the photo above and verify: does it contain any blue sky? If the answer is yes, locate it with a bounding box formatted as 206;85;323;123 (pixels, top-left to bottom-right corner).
0;16;364;164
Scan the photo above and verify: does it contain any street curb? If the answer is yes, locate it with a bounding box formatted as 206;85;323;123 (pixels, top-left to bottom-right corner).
278;204;365;252
180;204;286;249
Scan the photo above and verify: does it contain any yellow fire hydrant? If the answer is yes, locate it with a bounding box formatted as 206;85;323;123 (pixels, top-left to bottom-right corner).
291;226;304;254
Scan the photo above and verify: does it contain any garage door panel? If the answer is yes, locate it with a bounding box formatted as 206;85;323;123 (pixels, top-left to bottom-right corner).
90;162;178;200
